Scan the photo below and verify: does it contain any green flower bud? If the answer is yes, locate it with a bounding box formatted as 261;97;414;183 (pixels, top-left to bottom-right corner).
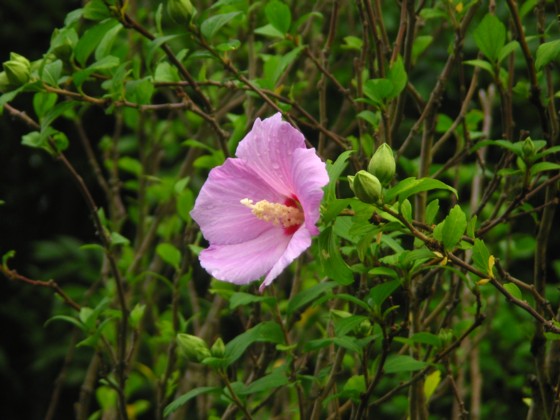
0;71;11;92
210;337;225;358
521;137;536;162
349;170;382;204
367;143;396;186
177;333;211;363
167;0;196;24
3;52;31;87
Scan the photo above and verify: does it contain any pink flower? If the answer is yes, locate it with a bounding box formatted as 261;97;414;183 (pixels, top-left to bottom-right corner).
191;113;329;291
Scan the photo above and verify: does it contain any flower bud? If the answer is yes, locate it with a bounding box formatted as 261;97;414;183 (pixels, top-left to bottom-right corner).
367;143;396;186
167;0;196;24
349;170;382;204
0;71;11;92
521;137;535;162
3;53;31;87
210;337;225;358
177;333;211;363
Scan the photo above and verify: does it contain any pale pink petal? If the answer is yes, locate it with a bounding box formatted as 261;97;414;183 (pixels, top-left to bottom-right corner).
236;113;305;197
199;228;292;285
259;226;312;292
290;148;330;235
190;158;283;245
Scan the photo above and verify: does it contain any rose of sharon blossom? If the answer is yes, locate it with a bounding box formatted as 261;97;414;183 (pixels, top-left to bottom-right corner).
190;113;329;291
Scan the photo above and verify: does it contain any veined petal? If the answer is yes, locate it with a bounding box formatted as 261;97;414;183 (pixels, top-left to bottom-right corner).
199;228;292;285
290;147;329;235
236;113;305;197
259;226;312;291
190;158;283;245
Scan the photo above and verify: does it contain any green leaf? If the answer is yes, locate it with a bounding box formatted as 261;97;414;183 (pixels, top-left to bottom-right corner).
118;156;142;176
33;92;58;119
362;78;394;106
425;199;439;225
156;243;181;268
200;12;242;39
75;19;119;66
265;0;291;34
530;162;560;177
229;292;275;310
44;315;85;330
503;282;522;300
473;14;506;62
325;150;353;202
41;60;63;86
498;40;519;63
110;232;130;247
286;281;337;316
535;39;560;70
95;22;123;61
400;199;412;222
472;238;491;276
82;0;112;21
236;368;289;396
369;279;400;308
387;56;407;99
1;250;15;267
384;354;428;373
464;59;494;75
224;321;285;366
441;204;467;251
424;370;441;401
164;387;221;417
384;177;457;203
318;227;354;285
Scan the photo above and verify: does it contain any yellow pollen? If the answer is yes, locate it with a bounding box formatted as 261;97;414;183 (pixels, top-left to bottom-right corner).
241;198;304;228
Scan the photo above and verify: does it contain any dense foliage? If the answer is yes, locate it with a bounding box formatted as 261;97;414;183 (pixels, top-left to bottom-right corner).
1;0;560;419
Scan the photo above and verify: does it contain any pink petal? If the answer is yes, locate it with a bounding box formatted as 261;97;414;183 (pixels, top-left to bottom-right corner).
290;147;330;235
199;228;292;285
190;158;283;245
259;226;312;291
236;113;305;197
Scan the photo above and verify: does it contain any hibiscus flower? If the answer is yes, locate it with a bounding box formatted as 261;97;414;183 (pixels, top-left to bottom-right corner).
190;113;329;291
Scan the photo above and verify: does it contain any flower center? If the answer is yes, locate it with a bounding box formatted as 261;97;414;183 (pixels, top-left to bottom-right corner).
241;198;304;229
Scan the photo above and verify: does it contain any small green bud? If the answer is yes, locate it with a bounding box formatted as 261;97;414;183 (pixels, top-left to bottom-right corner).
349;170;382;204
210;337;225;358
3;52;31;87
167;0;196;24
177;333;211;363
367;143;396;186
355;319;372;337
521;137;536;162
0;71;11;92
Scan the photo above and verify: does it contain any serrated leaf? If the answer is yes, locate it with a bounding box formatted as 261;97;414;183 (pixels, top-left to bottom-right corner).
387;56;407;99
472;238;491;276
425;199;439;225
473;14;505;62
201;12;241;39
